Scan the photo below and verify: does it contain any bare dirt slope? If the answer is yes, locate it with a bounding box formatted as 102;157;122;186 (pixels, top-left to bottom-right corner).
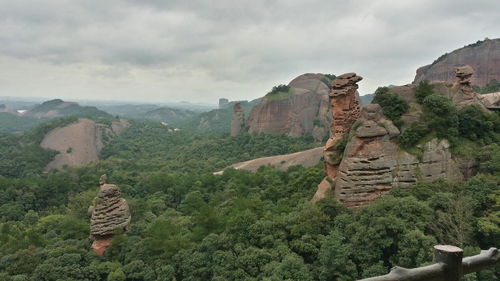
214;147;323;174
41;118;129;170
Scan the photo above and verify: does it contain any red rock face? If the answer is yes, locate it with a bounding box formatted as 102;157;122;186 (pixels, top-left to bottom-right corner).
324;73;362;179
311;73;362;203
247;73;331;139
91;237;113;256
414;38;500;87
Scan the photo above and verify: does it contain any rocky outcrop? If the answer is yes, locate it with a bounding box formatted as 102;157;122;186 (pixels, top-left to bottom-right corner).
230;102;245;136
214;147;323;174
393;66;493;111
414;38;500;87
449;65;489;108
41;118;129;170
323;73;363;179
247;73;331;141
481;92;500;110
312;73;363;202
195;99;261;134
88;175;130;255
332;106;462;207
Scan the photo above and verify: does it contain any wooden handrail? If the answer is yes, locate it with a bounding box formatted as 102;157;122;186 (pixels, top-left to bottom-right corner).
358;245;499;281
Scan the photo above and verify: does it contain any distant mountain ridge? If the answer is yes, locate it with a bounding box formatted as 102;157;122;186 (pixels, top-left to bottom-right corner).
414;38;500;86
25;99;112;119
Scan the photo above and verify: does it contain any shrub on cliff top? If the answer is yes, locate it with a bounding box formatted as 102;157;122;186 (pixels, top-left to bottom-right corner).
372;87;409;127
415;80;435;104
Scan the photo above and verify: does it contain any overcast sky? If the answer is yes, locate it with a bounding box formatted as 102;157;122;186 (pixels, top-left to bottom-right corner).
0;0;499;104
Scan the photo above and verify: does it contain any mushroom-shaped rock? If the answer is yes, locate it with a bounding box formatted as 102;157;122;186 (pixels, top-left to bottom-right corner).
456;65;474;84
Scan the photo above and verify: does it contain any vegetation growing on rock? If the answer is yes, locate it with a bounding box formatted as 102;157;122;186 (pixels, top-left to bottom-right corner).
372;87;409;127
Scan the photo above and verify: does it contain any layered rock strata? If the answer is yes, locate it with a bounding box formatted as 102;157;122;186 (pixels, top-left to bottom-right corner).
312;73;362;202
334;106;462;207
323;73;363;179
334;104;400;207
88;175;131;255
230;102;245;136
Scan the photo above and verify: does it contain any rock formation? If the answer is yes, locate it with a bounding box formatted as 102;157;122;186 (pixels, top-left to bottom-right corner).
246;73;331;140
230;102;245;136
311;73;362;202
40;118;129;170
334;104;400;207
318;103;463;207
450;65;487;107
311;70;470;206
481;92;500;111
414;38;500;87
88;175;131;256
324;73;363;178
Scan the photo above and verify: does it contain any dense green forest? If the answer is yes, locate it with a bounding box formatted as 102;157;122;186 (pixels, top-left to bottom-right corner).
0;105;498;280
0;113;47;133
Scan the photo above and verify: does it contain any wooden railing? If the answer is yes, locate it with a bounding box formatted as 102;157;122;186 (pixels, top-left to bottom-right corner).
358;245;499;281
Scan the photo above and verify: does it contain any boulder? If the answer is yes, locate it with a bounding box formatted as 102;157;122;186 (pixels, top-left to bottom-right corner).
89;175;131;255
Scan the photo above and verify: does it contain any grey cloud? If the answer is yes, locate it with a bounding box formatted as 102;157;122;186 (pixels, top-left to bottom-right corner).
0;0;499;103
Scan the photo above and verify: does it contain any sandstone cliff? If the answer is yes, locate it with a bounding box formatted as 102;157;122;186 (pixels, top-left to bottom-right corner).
393;65;493;113
334;105;463;207
414;38;500;87
311;68;488;206
247;73;331;141
324;73;363;175
40;118;129;170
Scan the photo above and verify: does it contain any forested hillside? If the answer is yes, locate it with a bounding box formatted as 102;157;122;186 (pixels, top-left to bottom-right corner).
0;116;498;281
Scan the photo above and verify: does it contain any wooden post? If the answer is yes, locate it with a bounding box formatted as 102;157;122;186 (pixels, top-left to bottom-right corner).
433;245;463;281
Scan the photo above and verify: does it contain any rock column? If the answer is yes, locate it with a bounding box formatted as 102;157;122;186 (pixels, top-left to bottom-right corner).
312;73;362;202
230;102;245;136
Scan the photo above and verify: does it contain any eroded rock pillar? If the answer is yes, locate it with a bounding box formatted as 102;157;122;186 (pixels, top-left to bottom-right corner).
311;73;362;202
88;175;131;255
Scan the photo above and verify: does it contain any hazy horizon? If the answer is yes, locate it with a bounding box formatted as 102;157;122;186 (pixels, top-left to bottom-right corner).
1;0;499;104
